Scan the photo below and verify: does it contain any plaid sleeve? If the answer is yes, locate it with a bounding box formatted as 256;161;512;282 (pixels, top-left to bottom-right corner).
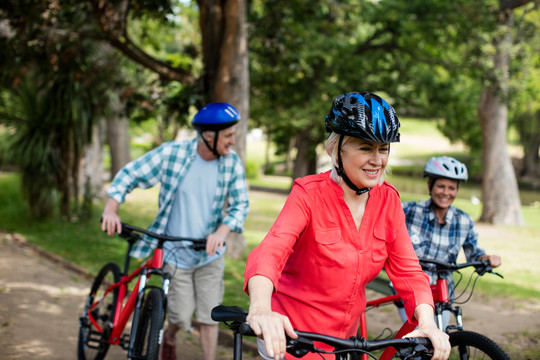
461;213;485;262
108;146;164;203
221;157;249;233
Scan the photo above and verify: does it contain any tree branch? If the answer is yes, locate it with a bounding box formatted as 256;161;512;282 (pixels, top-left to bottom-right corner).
500;0;537;11
87;0;195;84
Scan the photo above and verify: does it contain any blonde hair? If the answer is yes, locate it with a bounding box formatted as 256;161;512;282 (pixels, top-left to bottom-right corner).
325;132;390;186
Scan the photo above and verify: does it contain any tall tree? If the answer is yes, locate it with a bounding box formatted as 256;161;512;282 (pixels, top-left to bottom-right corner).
0;0;121;219
509;4;540;182
477;0;538;225
88;0;250;162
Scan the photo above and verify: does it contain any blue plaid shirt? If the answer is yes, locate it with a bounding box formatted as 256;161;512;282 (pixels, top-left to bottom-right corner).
108;138;249;263
402;199;485;289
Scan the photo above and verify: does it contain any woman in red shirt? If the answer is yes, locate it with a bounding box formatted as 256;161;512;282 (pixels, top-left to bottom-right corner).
243;92;450;360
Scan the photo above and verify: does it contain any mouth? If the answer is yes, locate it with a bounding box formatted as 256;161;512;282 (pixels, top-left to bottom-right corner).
437;197;452;204
363;169;380;177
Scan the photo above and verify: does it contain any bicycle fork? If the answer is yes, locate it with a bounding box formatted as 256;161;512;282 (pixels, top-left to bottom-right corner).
126;266;171;358
435;303;464;332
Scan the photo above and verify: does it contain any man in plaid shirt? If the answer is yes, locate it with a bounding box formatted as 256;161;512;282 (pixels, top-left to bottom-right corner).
101;103;249;360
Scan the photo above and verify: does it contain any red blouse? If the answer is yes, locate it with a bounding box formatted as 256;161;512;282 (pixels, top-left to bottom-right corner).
244;172;433;350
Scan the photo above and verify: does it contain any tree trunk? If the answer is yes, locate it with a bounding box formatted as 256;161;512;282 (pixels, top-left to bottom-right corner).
198;0;249;165
519;111;540;180
522;135;540;179
80;119;106;219
478;8;524;226
198;0;249;256
286;137;295;174
292;128;318;181
82;119;106;198
106;97;131;179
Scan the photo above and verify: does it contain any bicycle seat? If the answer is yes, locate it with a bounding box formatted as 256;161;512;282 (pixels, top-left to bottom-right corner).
211;305;248;322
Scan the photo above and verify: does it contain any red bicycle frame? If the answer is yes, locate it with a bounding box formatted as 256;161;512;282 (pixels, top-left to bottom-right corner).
88;247;166;346
358;278;449;360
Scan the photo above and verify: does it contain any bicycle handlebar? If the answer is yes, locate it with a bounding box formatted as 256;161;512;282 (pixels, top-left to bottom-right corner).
419;258;503;278
211;305;432;358
104;221;208;251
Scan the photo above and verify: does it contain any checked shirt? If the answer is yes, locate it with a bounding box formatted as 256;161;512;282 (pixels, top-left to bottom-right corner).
402;199;485;290
108;138;249;265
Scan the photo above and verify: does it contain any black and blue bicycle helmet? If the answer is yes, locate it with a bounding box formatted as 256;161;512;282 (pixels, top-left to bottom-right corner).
325;92;400;143
325;92;401;195
192;102;240;156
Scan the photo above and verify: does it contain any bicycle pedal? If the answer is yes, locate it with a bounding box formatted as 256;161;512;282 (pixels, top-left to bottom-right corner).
120;334;130;350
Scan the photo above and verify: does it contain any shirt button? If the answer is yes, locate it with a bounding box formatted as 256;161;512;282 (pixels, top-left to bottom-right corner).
359;249;364;254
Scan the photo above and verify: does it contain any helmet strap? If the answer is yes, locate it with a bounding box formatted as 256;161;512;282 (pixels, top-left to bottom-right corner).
201;130;220;157
336;134;371;196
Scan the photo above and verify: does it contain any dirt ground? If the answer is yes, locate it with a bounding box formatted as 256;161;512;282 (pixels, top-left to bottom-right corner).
0;235;258;360
1;232;539;360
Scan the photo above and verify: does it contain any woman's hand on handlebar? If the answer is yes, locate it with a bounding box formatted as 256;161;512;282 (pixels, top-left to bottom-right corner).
405;326;449;360
246;307;297;360
404;304;450;360
247;275;297;360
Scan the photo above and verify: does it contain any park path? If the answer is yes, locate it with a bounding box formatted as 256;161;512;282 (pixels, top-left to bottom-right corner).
0;235;258;360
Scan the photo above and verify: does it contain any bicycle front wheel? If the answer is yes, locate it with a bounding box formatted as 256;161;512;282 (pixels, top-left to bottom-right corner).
449;331;511;360
132;287;166;360
78;263;121;360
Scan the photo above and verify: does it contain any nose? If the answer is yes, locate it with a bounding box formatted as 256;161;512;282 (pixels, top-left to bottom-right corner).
369;151;383;165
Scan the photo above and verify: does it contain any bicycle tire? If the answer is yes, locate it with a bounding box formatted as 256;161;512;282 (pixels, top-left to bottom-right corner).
449;330;511;360
78;263;121;360
132;287;166;360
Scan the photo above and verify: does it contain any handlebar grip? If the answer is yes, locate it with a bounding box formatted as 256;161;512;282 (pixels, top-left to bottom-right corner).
412;337;432;348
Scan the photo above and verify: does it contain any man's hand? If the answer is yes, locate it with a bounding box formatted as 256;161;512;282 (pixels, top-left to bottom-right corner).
206;232;226;255
101;198;122;236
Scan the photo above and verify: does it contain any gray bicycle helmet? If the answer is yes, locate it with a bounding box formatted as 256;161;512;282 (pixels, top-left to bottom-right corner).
424;156;468;181
325;92;400;195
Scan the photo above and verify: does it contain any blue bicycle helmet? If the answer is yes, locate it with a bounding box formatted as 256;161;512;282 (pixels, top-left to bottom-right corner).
192;102;240;156
325;92;400;195
192;102;241;132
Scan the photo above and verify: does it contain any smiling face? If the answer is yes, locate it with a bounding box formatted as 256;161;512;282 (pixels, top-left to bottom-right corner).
340;138;389;189
430;177;459;209
215;125;237;156
201;125;237;159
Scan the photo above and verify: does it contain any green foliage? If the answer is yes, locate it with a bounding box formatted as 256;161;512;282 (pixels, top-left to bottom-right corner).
122;1;203;143
0;81;59;218
245;160;261;180
248;0;540;181
0;0;124;218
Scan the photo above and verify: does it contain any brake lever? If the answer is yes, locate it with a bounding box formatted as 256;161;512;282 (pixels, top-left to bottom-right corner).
398;344;432;360
286;336;314;358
